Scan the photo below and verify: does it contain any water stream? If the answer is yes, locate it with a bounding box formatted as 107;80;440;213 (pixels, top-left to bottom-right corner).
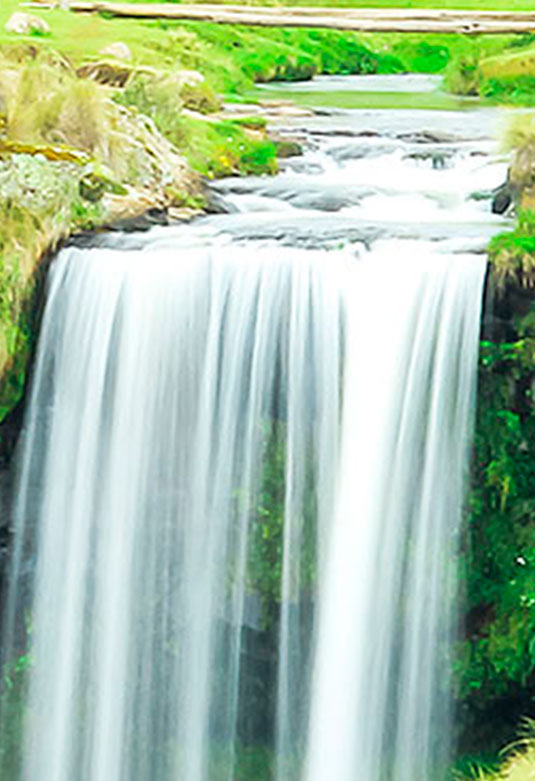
0;76;508;780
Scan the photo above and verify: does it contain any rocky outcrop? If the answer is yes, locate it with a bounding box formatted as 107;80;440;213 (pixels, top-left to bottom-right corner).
5;12;50;36
99;41;132;61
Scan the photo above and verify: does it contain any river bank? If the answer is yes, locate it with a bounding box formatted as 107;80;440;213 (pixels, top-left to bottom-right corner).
0;68;509;780
0;4;533;429
4;9;535;775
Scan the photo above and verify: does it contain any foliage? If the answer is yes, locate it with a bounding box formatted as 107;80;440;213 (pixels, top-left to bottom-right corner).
0;651;32;780
246;423;286;622
118;75;278;176
208;745;273;781
0;153;108;425
457;336;535;753
458;720;535;780
246;421;317;629
481;76;535;105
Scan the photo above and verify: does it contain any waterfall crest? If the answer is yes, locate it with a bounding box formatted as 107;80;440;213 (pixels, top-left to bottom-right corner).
0;240;485;781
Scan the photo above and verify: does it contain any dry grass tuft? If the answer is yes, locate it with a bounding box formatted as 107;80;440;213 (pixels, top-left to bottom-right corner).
502;113;535;153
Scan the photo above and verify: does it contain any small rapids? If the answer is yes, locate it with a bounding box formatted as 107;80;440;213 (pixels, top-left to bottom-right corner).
0;78;505;780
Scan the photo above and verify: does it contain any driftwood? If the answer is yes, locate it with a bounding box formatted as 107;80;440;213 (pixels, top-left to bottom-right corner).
45;3;535;35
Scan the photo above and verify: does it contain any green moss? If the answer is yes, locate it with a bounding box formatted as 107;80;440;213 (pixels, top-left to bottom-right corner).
481;75;535;105
0;155;106;426
245;421;317;629
0;650;32;780
457;336;535;753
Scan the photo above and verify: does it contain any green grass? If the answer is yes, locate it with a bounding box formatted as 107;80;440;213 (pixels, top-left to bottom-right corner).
250;83;473;110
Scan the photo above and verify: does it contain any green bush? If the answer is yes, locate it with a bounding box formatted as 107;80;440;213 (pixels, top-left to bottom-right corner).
457;336;535;753
444;54;482;96
482;75;535;105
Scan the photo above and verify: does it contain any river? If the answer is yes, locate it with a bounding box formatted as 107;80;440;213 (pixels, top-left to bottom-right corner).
0;74;510;781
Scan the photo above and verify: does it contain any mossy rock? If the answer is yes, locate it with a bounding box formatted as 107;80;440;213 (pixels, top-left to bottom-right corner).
274;139;303;159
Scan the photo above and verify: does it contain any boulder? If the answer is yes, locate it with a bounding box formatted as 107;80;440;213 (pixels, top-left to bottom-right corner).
174;70;205;87
76;61;133;87
99;42;132;61
5;12;50;36
491;182;514;215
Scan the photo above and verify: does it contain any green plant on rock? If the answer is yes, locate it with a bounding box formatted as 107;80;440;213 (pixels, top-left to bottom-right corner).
489;212;535;291
457;338;535;754
244;420;318;630
0;650;32;780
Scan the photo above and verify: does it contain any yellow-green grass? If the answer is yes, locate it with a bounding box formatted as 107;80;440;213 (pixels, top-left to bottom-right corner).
482;47;535;80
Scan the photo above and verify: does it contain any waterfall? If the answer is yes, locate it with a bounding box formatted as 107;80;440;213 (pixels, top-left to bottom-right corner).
0;238;485;781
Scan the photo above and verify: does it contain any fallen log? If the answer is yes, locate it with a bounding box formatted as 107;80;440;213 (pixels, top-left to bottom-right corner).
53;3;535;35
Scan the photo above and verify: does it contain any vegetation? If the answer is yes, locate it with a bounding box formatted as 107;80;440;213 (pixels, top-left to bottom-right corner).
0;154;89;426
0;3;456;430
459;721;535;780
489;212;535;292
0;650;30;780
456;330;535;754
4;0;535;773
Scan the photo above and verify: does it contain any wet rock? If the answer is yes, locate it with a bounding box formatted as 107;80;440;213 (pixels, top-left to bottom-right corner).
203;189;239;215
397;130;458;144
310;129;380;139
107;206;169;232
0;472;12;531
102;188;166;223
287;191;360;212
491;182;514;215
279;159;323;175
409;152;453;170
5;12;50;35
329;143;395;163
274;139;303;159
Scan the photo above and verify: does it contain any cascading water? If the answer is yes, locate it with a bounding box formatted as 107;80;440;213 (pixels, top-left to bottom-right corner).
0;76;505;780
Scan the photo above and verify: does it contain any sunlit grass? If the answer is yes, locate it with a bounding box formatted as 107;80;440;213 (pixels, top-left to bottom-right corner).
459;721;535;781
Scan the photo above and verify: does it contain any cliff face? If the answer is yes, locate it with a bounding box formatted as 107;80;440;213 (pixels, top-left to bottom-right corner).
457;236;535;754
